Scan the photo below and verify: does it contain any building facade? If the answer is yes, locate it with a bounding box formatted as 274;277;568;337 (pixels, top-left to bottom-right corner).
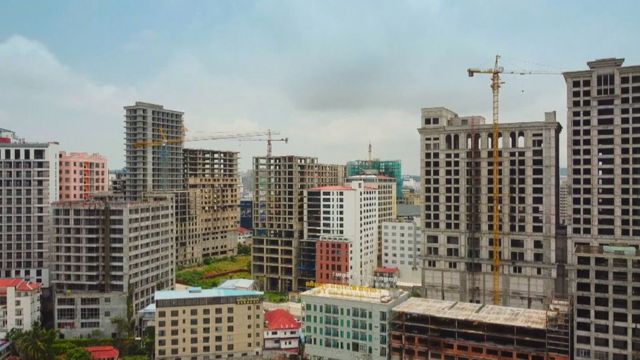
251;156;345;292
559;176;571;226
418;107;563;309
571;245;640;360
301;284;409;360
0;279;41;338
176;149;240;266
382;221;422;285
51;195;175;338
347;174;397;266
58;152;107;200
0;131;59;286
315;239;350;285
564;58;640;360
305;182;378;286
124;102;184;200
564;58;640;244
390;297;570;360
154;287;264;359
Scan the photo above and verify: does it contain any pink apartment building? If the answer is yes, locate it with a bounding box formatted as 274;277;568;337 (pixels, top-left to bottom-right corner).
59;152;108;200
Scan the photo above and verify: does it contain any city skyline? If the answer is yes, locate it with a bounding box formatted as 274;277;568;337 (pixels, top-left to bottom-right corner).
2;1;640;173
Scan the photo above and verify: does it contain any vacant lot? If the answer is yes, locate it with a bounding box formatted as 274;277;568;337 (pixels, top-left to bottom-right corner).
176;256;252;288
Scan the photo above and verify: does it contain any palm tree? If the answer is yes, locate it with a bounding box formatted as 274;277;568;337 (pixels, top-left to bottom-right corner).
10;322;58;360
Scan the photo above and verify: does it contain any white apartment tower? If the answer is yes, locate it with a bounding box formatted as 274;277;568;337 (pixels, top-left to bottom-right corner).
124;102;184;200
565;58;640;360
418;107;563;309
51;194;175;338
304;181;378;286
0;129;59;286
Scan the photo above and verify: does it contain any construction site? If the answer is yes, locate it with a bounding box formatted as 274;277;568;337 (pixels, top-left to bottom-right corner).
251;155;345;292
390;297;571;360
175;149;240;266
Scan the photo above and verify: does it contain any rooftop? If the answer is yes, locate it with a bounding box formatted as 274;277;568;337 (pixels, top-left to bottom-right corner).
301;284;406;304
155;287;262;301
393;297;549;330
0;278;41;293
309;185;354;191
84;346;120;360
375;267;399;274
265;309;301;331
218;279;256;290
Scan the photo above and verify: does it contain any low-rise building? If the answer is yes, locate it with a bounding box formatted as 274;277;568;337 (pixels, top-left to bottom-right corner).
373;267;399;289
381;221;422;285
301;284;409;360
390;297;570;360
154;287;264;359
264;309;301;356
0;279;41;338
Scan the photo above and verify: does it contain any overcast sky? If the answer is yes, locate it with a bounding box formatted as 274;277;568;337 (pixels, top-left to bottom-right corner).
1;0;638;174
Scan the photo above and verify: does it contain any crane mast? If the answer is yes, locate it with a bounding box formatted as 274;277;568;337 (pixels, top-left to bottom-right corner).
468;55;559;305
468;54;504;305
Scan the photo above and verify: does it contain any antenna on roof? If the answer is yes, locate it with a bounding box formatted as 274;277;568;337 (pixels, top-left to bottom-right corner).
368;140;372;165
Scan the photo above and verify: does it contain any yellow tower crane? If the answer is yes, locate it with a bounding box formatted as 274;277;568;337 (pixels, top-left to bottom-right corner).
467;55;558;305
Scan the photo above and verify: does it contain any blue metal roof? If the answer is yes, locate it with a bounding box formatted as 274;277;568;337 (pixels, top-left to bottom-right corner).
155;287;263;300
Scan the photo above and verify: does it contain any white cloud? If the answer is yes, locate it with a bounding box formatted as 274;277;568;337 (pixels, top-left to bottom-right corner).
0;35;136;167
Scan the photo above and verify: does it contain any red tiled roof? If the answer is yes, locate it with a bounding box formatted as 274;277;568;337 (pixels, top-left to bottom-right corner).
309;186;354;191
238;227;250;234
0;278;41;293
375;267;399;274
265;309;301;331
84;346;120;359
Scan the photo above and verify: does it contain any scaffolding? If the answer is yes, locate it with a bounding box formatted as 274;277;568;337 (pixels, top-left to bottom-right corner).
346;159;402;199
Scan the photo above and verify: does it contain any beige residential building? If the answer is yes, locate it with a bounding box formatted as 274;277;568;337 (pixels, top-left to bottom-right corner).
154;287;264;359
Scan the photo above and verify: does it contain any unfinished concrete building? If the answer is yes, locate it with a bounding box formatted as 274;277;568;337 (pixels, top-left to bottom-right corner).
124;102;184;200
251;156;345;292
564;58;640;360
175;149;239;266
571;245;640;360
418;107;563;309
50;194;175;338
390;297;570;360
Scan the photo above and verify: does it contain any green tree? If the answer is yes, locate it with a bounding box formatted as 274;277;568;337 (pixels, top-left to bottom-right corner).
237;243;251;256
65;347;92;360
111;316;134;339
9;322;58;360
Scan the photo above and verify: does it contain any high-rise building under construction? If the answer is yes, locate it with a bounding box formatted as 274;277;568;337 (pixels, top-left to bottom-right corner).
124;102;184;200
418;107;564;309
564;58;640;360
175;149;240;266
251;155;345;292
